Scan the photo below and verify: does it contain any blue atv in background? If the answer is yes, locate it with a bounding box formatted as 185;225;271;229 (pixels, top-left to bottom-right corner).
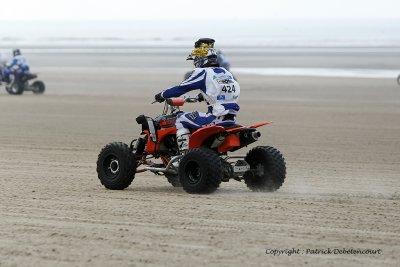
0;65;45;95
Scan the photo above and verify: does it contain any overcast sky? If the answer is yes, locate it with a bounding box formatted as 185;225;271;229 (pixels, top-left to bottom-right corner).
1;0;400;20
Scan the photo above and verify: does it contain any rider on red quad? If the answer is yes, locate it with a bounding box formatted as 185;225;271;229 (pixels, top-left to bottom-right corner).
154;38;240;152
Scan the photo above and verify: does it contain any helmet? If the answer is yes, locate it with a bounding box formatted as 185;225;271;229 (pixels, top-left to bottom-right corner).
194;38;215;48
188;47;219;68
13;49;21;57
187;38;219;68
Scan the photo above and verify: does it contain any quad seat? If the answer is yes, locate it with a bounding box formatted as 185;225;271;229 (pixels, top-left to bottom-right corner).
223;124;242;129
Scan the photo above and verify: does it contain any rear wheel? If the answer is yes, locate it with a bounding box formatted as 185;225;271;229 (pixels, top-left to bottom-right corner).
179;148;222;194
244;146;286;192
32;80;45;94
97;142;136;190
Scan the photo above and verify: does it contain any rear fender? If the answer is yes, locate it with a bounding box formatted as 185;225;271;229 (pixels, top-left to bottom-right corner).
188;122;271;150
248;122;272;128
218;122;272;152
226;121;272;133
26;73;37;80
218;133;241;153
189;126;225;149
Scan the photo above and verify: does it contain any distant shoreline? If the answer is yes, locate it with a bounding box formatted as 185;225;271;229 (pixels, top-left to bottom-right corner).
2;46;400;54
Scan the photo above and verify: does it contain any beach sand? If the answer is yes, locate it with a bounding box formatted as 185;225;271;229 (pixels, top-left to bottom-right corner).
0;50;399;266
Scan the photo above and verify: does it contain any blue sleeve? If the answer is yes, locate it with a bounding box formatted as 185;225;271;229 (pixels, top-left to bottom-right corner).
7;59;17;67
161;70;206;98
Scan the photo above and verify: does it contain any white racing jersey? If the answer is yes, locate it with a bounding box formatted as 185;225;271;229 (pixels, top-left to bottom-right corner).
7;55;28;68
161;67;240;116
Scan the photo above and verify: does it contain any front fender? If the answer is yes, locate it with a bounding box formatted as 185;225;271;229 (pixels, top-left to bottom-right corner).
144;127;177;153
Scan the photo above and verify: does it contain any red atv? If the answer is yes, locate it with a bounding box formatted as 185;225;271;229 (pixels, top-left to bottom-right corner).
96;97;286;194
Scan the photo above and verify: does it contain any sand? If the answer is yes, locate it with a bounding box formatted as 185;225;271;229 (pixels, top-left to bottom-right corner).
0;51;399;266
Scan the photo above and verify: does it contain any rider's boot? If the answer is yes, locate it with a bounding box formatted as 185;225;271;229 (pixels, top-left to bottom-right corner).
177;128;190;154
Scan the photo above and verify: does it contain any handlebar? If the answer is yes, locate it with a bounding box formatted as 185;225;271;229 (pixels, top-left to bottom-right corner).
152;94;204;105
183;97;199;103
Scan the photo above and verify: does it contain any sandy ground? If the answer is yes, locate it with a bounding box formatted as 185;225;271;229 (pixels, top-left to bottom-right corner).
0;52;400;266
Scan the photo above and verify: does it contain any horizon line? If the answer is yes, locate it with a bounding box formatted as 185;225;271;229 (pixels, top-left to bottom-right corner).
1;17;400;22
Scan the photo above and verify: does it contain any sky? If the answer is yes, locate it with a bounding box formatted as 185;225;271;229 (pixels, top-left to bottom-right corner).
1;0;400;20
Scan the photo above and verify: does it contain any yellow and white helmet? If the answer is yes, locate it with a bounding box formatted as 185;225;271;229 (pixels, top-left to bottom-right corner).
186;38;219;68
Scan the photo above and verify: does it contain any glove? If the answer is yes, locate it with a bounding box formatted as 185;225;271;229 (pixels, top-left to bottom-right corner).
197;93;204;102
154;92;165;103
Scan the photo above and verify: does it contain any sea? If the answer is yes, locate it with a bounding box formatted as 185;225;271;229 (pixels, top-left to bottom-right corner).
1;19;400;79
1;19;400;49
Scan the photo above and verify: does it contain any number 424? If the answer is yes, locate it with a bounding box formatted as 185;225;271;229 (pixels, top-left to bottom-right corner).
221;85;236;93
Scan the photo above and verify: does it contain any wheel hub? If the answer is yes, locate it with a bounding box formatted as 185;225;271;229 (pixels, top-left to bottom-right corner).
109;159;119;174
255;163;264;176
185;161;201;185
11;83;18;93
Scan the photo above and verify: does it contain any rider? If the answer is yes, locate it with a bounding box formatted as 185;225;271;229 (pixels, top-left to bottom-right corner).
7;49;29;70
4;49;30;83
154;38;240;152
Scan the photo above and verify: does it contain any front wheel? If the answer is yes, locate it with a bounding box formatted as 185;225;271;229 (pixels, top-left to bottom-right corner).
6;81;24;95
31;80;45;94
179;148;222;194
244;146;286;192
96;142;137;190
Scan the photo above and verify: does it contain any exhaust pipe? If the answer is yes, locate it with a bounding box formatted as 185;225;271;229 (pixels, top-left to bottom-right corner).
238;131;261;148
251;131;261;141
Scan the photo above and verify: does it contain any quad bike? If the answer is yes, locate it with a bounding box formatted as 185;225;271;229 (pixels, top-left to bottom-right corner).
96;96;286;194
1;66;45;95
